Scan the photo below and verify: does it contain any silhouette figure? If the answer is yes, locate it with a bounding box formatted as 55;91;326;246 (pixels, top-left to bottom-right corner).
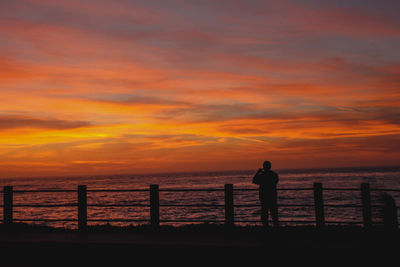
383;194;398;230
253;161;279;227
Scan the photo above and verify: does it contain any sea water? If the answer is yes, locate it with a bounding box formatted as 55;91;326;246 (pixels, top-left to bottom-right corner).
0;166;399;228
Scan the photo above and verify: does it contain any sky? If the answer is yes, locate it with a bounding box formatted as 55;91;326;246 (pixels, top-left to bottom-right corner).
0;0;400;177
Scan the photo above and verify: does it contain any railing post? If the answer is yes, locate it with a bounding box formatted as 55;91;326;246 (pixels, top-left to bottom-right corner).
224;184;234;227
313;182;325;228
78;185;87;231
150;184;159;228
3;186;13;224
361;183;372;228
383;194;398;230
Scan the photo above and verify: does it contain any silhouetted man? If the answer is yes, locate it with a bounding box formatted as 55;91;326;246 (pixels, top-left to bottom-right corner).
253;161;279;227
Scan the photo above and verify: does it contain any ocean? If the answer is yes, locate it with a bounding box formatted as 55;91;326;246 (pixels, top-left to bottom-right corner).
1;166;399;228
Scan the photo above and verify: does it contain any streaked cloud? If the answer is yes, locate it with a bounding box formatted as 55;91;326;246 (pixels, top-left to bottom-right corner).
0;0;399;177
0;115;91;130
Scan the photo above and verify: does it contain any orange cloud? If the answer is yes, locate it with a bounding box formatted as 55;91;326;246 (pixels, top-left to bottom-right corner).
1;0;400;177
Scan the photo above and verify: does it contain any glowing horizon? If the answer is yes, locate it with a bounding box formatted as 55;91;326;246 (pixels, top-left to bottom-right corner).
1;0;400;178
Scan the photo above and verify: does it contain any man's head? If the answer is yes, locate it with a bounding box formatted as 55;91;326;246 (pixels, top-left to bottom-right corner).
263;161;271;170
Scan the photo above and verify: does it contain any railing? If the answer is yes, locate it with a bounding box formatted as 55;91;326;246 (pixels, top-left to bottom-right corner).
1;183;399;230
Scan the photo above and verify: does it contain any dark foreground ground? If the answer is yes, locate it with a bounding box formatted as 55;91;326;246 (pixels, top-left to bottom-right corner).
0;223;398;265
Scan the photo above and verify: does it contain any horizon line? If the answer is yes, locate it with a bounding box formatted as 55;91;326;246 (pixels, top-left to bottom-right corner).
1;164;399;180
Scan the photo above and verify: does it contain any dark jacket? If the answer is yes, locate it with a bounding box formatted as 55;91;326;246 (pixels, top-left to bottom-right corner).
253;169;279;191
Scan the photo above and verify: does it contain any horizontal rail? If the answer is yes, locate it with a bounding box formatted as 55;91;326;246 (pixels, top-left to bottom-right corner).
14;219;77;222
235;204;314;207
325;188;400;192
3;187;400;194
87;219;148;222
371;189;400;192
235;219;316;223
14;204;76;207
234;188;314;191
88;204;149;207
159;219;225;223
13;219;148;222
12;218;365;224
160;204;224;207
6;204;396;209
225;220;365;224
88;189;148;192
13;190;76;193
324;204;362;208
156;219;364;224
325;221;364;224
160;188;224;192
323;188;360;191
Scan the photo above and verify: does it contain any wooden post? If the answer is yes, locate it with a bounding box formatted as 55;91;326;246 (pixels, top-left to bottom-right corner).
224;184;234;227
313;182;325;227
78;185;87;231
150;184;159;227
361;183;372;228
3;186;13;224
383;194;398;230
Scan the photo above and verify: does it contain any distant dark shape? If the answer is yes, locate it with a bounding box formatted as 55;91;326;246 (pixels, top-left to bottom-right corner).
383;194;398;230
253;160;279;227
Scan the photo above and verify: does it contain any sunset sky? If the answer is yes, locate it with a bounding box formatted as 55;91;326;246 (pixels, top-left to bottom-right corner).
1;0;400;177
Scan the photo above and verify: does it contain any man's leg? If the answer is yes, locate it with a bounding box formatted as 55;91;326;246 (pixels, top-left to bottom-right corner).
260;191;268;227
262;203;269;227
270;197;279;227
